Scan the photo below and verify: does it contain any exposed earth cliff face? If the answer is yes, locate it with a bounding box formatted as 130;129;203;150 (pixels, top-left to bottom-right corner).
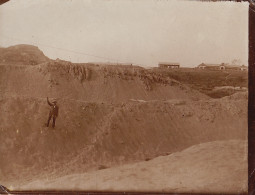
0;45;248;193
0;62;208;103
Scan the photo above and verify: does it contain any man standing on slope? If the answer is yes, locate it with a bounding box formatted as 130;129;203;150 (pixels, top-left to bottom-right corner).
46;97;59;128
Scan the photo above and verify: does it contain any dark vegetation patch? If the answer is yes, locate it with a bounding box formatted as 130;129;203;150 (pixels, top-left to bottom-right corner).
151;68;248;98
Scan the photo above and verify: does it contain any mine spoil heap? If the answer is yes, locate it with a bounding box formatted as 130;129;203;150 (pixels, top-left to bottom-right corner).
0;45;247;193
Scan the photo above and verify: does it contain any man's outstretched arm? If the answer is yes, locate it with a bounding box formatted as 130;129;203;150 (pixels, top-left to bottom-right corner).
47;97;53;106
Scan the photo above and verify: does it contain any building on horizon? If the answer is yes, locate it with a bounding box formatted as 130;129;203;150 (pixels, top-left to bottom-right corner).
158;62;180;69
197;63;247;71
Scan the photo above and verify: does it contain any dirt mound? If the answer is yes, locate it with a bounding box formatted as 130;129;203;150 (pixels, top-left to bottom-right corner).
221;91;248;100
207;86;248;99
14;140;247;193
0;96;247;186
0;63;208;103
0;44;49;65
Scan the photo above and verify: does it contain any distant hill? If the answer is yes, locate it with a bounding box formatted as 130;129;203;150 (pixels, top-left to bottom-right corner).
0;44;50;65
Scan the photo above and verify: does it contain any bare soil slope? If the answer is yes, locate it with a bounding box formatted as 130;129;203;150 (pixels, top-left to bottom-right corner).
0;93;247;187
15;140;247;194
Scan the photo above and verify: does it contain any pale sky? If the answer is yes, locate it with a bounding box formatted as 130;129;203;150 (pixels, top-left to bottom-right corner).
0;0;249;67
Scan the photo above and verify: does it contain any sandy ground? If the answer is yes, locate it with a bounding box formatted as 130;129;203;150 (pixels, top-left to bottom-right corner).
14;140;247;193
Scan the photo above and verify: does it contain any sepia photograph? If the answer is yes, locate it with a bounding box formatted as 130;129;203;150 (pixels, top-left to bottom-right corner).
0;0;249;193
